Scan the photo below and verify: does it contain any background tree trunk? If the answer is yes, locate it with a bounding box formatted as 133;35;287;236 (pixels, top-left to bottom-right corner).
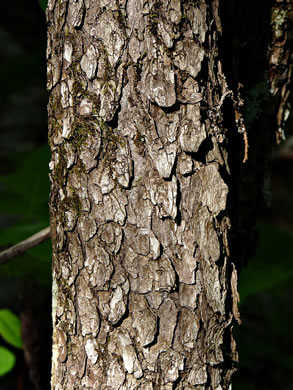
47;1;257;389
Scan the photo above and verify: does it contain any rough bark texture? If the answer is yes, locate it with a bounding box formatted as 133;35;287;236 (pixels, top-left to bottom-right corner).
47;1;243;389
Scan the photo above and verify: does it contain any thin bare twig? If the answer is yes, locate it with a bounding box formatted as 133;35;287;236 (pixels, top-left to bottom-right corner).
0;226;51;264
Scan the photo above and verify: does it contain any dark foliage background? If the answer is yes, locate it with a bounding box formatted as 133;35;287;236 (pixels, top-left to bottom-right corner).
0;1;292;389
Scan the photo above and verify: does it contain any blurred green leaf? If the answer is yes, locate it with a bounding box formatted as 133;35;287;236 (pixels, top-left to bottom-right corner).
0;346;15;376
0;221;48;247
0;242;51;287
38;0;47;11
0;222;51;286
0;144;50;220
0;309;22;349
0;143;51;285
239;223;293;302
27;238;52;263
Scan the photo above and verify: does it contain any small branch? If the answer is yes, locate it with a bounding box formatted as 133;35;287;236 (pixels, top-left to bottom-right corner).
0;226;51;265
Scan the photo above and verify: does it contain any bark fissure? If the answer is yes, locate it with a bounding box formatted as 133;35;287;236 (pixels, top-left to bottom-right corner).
48;0;242;389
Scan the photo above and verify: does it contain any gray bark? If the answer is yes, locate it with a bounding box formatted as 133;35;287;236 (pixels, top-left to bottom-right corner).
47;1;242;389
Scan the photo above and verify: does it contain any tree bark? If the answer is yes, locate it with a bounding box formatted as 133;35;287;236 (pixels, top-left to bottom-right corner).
47;1;245;389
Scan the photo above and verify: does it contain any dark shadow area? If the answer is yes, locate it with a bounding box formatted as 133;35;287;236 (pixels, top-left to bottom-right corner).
220;1;293;389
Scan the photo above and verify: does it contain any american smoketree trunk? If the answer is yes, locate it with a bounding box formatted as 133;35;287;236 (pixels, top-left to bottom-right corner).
47;1;244;389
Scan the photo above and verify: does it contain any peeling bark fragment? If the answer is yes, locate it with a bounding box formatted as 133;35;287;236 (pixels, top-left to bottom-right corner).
157;298;178;347
84;242;113;288
56;328;67;362
84;338;98;364
202;261;225;315
102;190;128;225
177;77;203;104
174;40;205;78
63;143;76;168
97;291;111;319
194;164;228;215
130;228;160;260
204;317;225;365
96;11;125;67
68;0;84;28
129;255;176;294
130;294;157;347
154;256;176;292
79;128;101;172
160;350;184;384
149;143;177;179
108;286;127;324
145;291;164;310
187;0;208;43
68;232;83;264
64;208;78;232
98;222;122;254
106;359;126;389
172;247;198;284
69;170;90;211
97;319;111;345
178;152;193;176
114;142;133;189
62;110;75;139
47;57;61;91
93;164;115;195
126;195;153;228
179;283;201;310
231;263;241;324
148;174;177;219
80;44;99;80
150;104;180;144
144;56;176;108
76;290;100;337
174;308;200;350
79;98;93;117
179;104;206;153
60;81;71;108
118;330;143;378
55;221;65;251
78;213;97;241
187;364;208;385
193;208;221;263
154;0;182;48
91;59;124;121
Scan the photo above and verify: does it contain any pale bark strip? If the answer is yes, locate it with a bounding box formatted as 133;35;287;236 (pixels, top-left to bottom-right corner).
0;227;50;264
47;0;239;389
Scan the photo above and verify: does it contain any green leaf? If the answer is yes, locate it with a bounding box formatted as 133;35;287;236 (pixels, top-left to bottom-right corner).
0;346;15;376
239;223;293;302
0;309;23;349
38;0;48;11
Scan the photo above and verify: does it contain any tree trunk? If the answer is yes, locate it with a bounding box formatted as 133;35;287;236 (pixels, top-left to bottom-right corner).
47;1;255;389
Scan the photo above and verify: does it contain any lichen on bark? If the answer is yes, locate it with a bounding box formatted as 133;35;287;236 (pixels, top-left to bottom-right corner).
47;0;242;389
